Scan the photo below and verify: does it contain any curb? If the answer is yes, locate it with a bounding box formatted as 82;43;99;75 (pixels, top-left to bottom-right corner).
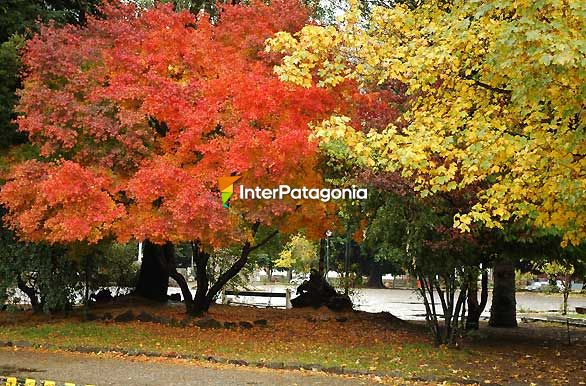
520;315;586;327
0;376;95;386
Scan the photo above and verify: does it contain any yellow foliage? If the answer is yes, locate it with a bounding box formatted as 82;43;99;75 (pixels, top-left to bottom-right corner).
268;0;586;245
275;234;318;273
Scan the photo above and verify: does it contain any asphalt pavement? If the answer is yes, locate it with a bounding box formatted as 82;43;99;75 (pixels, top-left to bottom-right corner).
0;349;383;386
168;285;586;320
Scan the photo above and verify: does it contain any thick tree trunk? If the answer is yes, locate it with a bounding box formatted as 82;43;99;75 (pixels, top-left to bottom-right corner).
135;240;170;302
136;240;194;312
366;264;385;289
489;259;517;327
191;243;211;315
16;275;41;313
466;270;488;330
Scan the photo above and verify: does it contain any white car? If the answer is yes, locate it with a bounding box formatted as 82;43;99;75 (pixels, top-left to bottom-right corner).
525;280;564;291
525;281;548;291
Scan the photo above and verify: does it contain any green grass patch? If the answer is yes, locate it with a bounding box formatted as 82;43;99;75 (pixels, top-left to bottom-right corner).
565;313;586;319
0;321;467;377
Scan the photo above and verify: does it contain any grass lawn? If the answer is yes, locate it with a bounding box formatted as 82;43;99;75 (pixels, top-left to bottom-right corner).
565;313;586;319
1;303;585;385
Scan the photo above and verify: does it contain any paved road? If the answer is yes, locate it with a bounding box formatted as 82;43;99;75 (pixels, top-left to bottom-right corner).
10;284;586;320
171;285;586;320
0;349;382;386
353;288;586;319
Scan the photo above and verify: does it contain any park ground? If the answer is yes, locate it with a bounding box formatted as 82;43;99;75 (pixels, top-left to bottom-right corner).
1;301;585;386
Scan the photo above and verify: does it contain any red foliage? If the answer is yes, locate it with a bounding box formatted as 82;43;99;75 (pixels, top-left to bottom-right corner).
2;1;358;246
1;160;123;243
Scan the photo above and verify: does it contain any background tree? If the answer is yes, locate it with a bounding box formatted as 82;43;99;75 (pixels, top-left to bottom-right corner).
93;242;139;295
530;243;585;314
132;0;333;22
540;261;574;315
249;227;283;283
0;0;103;311
275;234;318;275
0;0;102;149
360;183;414;288
0;227;77;313
0;211;138;313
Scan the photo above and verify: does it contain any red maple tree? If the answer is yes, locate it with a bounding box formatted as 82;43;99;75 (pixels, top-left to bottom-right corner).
1;1;366;313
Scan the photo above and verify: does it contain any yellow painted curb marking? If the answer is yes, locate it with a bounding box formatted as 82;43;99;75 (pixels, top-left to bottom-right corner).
3;376;95;386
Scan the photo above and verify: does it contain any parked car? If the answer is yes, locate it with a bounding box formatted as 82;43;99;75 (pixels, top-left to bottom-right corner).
525;280;564;291
525;281;549;291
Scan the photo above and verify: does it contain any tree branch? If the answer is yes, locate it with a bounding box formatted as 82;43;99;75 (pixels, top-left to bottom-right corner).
249;229;279;253
465;76;512;95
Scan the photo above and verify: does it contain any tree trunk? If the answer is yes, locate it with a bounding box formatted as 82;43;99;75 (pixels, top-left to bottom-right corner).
318;239;326;277
451;281;468;344
16;275;41;313
136;240;194;313
203;226;277;308
189;225;278;316
191;243;211;315
466;275;479;330
366;264;385;289
466;270;488;330
189;241;253;315
204;241;252;311
135;240;170;302
489;259;517;327
163;243;193;313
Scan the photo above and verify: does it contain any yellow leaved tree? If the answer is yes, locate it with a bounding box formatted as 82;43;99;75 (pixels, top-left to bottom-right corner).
267;0;585;245
275;234;318;274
